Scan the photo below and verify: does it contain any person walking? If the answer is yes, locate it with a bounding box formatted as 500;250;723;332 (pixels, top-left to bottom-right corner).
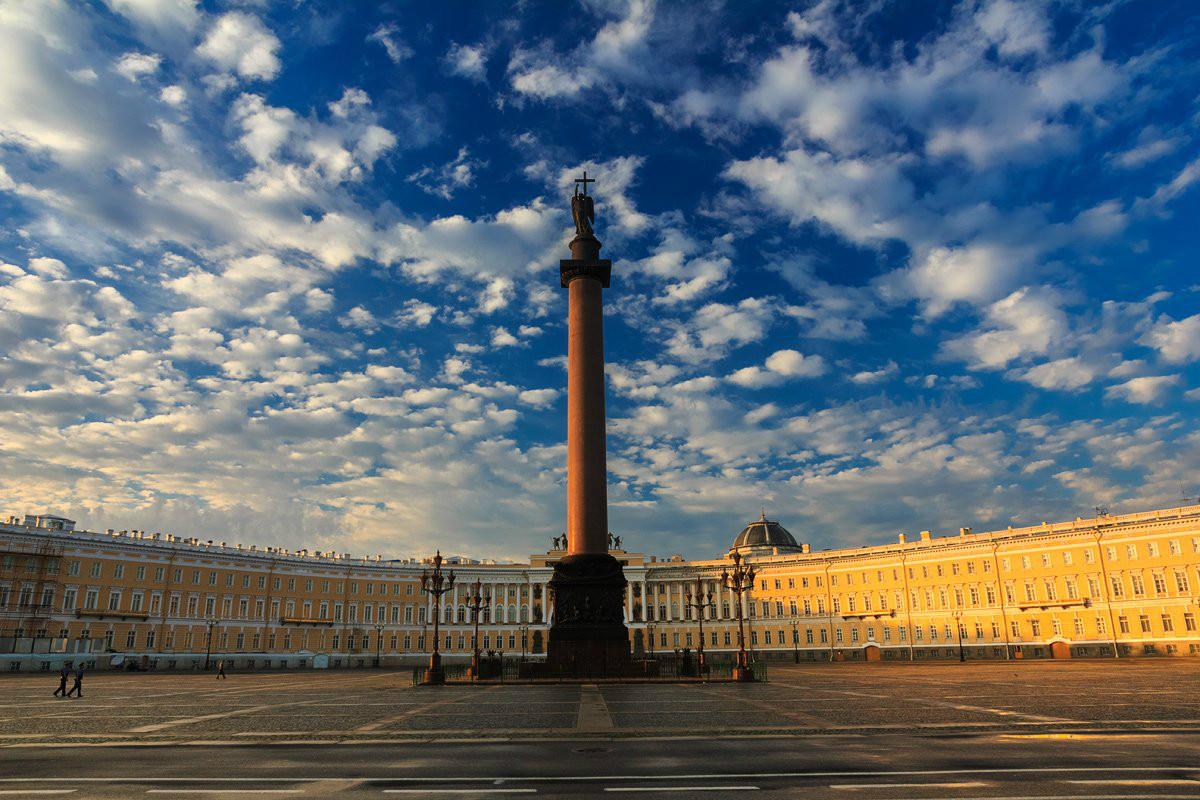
216;659;227;680
52;665;69;698
66;665;84;698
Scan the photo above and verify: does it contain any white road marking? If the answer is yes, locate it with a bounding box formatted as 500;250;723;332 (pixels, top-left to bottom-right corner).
145;791;302;795
0;767;1194;784
0;792;77;796
383;791;537;795
1066;779;1200;786
832;782;988;790
127;701;316;733
604;788;759;793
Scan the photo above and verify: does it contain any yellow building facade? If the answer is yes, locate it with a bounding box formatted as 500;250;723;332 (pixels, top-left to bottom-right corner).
2;504;1199;671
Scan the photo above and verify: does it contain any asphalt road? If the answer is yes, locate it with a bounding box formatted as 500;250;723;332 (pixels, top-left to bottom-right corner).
3;661;1199;798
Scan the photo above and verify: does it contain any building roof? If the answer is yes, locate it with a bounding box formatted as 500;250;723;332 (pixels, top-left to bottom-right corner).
731;511;801;552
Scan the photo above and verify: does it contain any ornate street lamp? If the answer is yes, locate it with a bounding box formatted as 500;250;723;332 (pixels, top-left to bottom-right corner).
419;551;455;685
466;579;491;680
684;576;715;675
720;550;757;681
791;619;800;663
374;623;384;668
519;623;529;661
203;616;220;670
646;622;656;658
951;609;966;663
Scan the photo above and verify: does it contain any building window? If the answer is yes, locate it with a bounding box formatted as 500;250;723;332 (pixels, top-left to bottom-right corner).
1030;619;1041;637
1161;614;1174;633
1139;614;1151;633
1118;615;1130;634
126;630;136;649
108;591;121;611
1184;613;1196;632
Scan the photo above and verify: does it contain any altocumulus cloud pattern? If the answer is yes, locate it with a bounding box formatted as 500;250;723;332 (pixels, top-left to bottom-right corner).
0;0;1197;560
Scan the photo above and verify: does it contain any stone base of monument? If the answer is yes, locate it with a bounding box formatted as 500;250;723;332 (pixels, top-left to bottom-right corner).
519;553;659;680
731;666;756;682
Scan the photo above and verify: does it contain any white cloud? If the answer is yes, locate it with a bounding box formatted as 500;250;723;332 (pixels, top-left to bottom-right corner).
340;305;378;333
942;287;1067;370
899;244;1032;318
395;299;437;328
490;326;520;348
1020;356;1097;391
1142;314;1200;364
105;0;199;38
27;257;68;279
666;298;776;364
1105;375;1180;404
407;147;484;200
849;361;898;385
197;12;281;81
728;349;827;388
159;84;186;105
725;149;915;248
1110;128;1182;169
506;0;653;100
367;24;412;63
518;388;559;408
478;276;514;315
1138;156;1200;211
445;43;487;81
115;51;161;81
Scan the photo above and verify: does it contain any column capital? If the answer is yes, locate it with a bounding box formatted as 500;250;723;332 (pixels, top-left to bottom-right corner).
560;259;612;288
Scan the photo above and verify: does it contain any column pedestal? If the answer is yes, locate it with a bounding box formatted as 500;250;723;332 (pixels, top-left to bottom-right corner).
545;553;630;676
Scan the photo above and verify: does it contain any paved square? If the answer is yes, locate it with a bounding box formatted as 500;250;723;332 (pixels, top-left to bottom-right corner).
3;660;1199;743
4;662;1200;798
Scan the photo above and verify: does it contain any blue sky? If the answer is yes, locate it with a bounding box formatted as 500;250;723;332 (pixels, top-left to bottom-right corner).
1;0;1198;561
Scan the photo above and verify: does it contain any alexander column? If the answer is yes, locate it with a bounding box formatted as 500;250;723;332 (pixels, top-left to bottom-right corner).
544;172;634;676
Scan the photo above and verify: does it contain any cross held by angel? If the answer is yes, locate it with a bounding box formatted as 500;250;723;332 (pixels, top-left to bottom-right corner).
571;171;595;237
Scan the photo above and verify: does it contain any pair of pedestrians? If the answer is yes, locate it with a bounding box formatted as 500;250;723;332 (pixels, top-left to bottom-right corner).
52;666;84;698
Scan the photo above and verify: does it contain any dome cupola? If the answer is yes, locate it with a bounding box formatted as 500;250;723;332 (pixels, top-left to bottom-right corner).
730;510;803;555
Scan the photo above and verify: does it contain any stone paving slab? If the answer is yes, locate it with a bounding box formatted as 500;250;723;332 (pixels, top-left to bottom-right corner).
1;660;1198;743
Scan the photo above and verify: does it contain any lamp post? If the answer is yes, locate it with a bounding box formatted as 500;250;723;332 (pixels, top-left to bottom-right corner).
720;550;757;681
419;551;456;685
647;622;656;658
791;619;800;663
683;576;715;675
519;623;529;662
203;617;220;670
952;610;966;663
374;623;383;668
466;579;491;680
